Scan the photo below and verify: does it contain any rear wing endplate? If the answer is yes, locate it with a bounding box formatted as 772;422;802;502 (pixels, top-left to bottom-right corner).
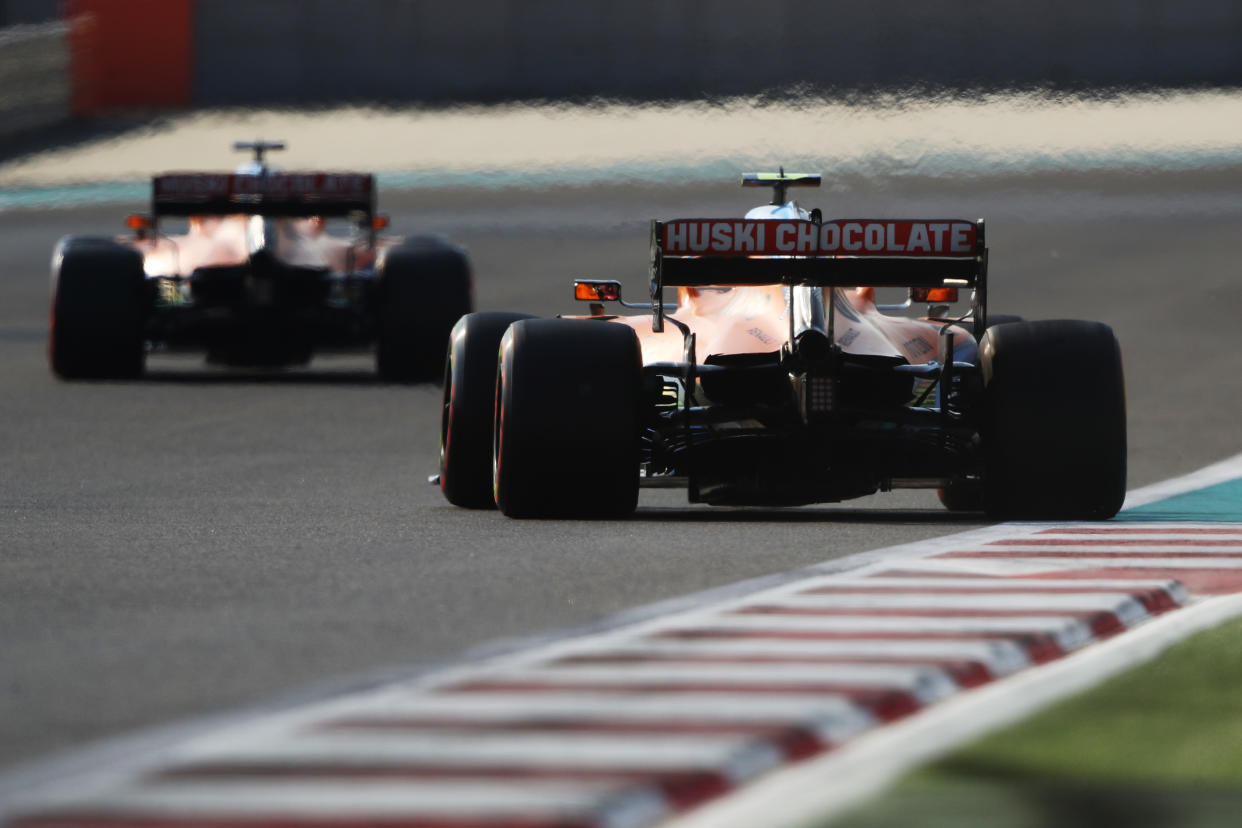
648;217;987;331
151;173;375;218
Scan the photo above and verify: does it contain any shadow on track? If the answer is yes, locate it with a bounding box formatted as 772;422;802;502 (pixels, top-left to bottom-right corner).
631;506;987;525
138;368;423;387
425;501;993;526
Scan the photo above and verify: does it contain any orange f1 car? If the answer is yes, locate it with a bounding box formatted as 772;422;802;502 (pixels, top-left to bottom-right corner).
50;142;471;381
439;172;1126;519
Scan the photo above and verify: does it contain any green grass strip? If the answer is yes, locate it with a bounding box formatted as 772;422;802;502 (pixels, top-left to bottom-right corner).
826;616;1242;828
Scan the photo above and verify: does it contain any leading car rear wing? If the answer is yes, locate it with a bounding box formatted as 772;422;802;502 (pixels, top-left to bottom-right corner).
151;173;375;218
648;217;988;332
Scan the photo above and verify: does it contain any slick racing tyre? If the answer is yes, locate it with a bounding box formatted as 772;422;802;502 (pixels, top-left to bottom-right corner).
375;237;473;382
49;236;146;380
440;311;536;509
980;319;1126;519
493;318;642;519
938;476;984;513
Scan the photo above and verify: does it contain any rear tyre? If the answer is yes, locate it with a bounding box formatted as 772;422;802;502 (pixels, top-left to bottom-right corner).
938;477;984;513
440;311;537;508
494;318;642;519
49;236;146;380
980;319;1126;519
375;237;473;382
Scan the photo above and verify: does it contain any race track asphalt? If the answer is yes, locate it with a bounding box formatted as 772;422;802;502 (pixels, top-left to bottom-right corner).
2;166;1241;774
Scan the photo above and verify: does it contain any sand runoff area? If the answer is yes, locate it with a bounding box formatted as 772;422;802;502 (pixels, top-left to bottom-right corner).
1;89;1241;189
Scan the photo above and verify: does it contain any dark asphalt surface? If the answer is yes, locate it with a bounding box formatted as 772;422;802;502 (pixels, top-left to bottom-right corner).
2;167;1241;774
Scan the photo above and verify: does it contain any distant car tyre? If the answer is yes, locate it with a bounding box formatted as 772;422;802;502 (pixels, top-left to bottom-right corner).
980;319;1127;519
494;318;643;519
440;311;537;508
375;237;473;382
49;237;146;380
938;314;1027;511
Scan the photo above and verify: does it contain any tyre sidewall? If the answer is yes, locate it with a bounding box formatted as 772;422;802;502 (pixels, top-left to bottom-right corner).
440;311;536;508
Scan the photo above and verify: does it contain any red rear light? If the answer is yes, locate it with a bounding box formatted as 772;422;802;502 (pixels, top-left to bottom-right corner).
574;280;622;302
911;287;959;303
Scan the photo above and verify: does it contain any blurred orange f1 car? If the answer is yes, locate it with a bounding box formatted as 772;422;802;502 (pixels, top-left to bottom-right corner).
438;172;1126;519
50;142;471;381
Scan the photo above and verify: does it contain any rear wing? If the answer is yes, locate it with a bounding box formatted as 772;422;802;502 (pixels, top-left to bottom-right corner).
648;216;988;331
652;217;983;286
151;173;375;218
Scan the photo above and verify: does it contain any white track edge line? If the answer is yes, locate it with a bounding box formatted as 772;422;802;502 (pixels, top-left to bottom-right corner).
666;592;1242;828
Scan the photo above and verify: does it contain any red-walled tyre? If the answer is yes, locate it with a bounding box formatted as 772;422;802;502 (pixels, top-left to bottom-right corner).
938;477;984;513
440;311;536;508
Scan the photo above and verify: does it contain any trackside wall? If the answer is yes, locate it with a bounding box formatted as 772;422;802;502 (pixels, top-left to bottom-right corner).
2;0;1240;128
0;20;70;138
66;0;193;114
190;0;1242;104
0;0;191;138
